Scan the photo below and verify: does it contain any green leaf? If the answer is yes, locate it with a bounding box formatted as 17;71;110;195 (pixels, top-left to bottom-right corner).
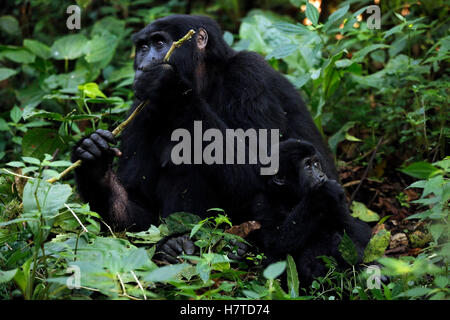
78;82;107;99
164;212;201;235
324;5;349;31
363;230;391;263
0;15;20;35
0;67;18;81
143;263;189;283
273;22;311;35
338;232;358;266
22;128;65;159
266;43;298;60
6;161;24;167
196;261;211;283
351;201;380;222
23;39;51;59
352;44;389;62
85;31;118;68
0;269;18;283
328;121;356;155
21;157;41;165
0;118;9;131
399;162;441;179
51;34;88;60
1;48;35;64
23;180;72;239
306;2;320;26
263;261;286;280
10;105;22;123
286;254;299;298
397;287;431;298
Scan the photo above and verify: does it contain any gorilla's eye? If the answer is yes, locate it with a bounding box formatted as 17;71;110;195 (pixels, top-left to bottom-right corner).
313;161;320;168
155;40;165;48
140;44;149;52
305;160;311;169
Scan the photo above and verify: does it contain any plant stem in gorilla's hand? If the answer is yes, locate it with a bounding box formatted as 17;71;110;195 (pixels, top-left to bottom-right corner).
47;30;196;184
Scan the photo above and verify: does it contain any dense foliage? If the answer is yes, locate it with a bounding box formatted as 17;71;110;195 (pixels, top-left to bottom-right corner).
0;0;448;300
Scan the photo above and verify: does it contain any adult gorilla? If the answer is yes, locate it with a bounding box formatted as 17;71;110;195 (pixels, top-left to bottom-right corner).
71;15;337;231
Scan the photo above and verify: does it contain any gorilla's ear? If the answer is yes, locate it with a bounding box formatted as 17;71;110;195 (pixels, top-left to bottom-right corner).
196;28;208;50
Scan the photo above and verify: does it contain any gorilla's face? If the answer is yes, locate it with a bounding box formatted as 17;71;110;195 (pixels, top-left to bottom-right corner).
132;30;173;82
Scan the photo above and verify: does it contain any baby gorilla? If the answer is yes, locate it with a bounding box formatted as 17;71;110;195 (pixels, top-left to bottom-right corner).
250;139;371;287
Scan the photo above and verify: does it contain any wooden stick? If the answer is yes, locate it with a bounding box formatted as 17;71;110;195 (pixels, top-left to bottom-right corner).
47;30;196;184
46;101;148;184
163;29;196;62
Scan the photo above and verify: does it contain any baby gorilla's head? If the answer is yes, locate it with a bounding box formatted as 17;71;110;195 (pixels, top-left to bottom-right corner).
271;139;328;196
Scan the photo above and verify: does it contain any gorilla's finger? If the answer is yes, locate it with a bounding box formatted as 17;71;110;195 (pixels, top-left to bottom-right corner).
90;133;109;151
167;238;183;254
182;238;195;255
237;248;246;256
76;147;94;161
161;253;179;264
227;253;241;261
162;244;178;258
234;241;248;250
110;148;122;157
95;129;116;144
81;139;101;158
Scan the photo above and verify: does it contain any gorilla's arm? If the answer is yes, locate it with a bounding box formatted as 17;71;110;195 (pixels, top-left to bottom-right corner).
72;129;157;230
252;193;322;255
313;180;372;256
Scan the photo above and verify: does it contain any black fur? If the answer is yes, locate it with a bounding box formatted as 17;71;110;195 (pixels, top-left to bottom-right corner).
71;15;337;233
249;139;371;287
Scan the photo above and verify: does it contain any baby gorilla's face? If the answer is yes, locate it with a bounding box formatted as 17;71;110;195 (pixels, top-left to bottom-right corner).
299;155;328;191
270;139;328;197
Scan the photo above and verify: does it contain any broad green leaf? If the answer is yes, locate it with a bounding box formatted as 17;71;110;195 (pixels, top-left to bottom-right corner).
306;2;320;26
23;39;51;59
0;269;17;283
338;232;358;266
397;287;431;298
363;229;391;263
0;67;18;81
266;43;298;60
286;254;299;298
399;161;441;179
22;128;65;159
51;34;88;60
85;32;118;68
351;201;380;222
273;22;310;35
0;15;20;35
263;261;286;280
143;263;189;283
1;48;35;63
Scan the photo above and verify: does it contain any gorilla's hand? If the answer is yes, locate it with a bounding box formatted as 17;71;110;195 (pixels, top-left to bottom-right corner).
226;239;250;262
155;234;196;264
71;129;120;178
133;63;190;103
314;179;349;221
